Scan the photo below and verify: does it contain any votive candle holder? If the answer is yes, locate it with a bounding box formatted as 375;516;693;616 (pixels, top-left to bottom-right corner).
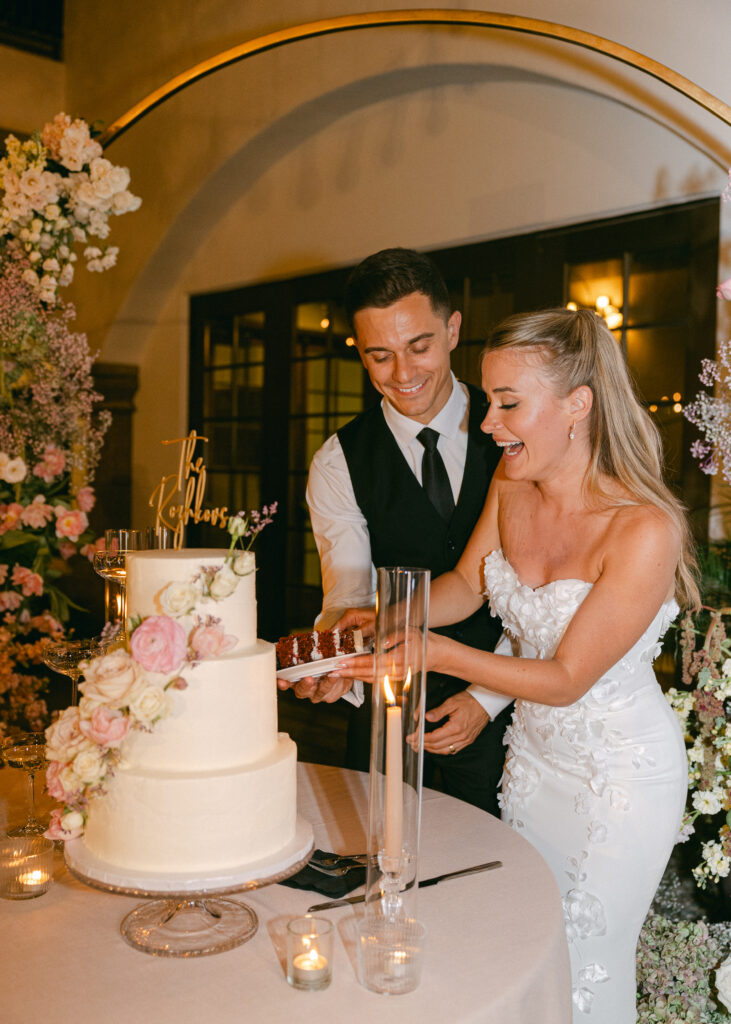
286;915;333;991
0;836;54;900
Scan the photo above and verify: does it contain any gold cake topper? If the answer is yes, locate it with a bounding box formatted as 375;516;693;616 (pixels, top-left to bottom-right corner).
148;431;229;548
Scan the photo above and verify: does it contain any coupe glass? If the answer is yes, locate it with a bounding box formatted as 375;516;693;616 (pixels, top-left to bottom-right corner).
3;733;48;837
42;637;109;706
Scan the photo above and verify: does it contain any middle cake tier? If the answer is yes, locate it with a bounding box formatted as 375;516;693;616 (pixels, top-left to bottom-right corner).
122;640;277;772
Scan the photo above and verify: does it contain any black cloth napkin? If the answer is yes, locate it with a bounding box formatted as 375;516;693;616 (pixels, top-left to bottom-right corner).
280;849;366;897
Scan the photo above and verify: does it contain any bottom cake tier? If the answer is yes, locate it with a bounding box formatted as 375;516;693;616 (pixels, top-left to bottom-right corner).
82;734;297;874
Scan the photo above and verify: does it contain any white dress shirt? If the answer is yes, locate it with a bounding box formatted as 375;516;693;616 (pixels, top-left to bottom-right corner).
306;373;506;715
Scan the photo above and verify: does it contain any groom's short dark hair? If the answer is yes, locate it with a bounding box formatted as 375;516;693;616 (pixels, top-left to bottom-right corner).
344;247;451;329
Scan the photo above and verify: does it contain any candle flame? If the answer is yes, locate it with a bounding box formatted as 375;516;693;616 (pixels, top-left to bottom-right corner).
404;667;411;692
307;948;320;963
383;674;395;704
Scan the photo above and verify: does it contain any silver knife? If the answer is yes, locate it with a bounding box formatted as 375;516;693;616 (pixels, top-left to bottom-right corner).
306;859;502;912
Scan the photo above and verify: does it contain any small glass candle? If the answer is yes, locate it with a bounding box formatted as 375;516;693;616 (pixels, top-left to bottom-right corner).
286;915;333;991
0;837;54;900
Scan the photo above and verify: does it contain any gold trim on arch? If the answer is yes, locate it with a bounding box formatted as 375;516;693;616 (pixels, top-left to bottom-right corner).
99;9;731;149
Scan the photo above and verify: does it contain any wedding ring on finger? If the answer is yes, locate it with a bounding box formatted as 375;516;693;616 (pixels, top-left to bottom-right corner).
449;744;456;755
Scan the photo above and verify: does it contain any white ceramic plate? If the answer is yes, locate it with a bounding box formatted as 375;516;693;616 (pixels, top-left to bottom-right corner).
277;651;372;682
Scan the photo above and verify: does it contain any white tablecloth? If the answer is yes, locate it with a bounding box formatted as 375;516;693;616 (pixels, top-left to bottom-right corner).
0;761;571;1024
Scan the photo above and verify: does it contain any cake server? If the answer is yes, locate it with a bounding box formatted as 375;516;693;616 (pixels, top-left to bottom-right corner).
306;859;502;912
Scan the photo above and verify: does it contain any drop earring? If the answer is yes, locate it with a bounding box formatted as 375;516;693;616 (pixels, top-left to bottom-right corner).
569;423;575;440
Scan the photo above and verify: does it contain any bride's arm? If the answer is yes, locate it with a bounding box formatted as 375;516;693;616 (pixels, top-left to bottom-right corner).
429;473;501;627
428;506;680;706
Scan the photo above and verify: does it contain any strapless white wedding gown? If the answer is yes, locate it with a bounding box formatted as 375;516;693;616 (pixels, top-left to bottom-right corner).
483;550;687;1023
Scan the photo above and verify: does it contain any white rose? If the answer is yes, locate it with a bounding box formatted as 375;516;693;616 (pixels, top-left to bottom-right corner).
717;957;731;1012
227;515;248;540
62;809;85;834
59;764;82;793
73;746;106;784
79;650;148;709
231;551;255;576
2;456;27;483
159;580;198;617
128;684;172;726
209;565;239;600
692;789;723;815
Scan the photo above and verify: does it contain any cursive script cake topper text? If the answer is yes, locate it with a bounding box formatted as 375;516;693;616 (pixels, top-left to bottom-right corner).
148;431;228;548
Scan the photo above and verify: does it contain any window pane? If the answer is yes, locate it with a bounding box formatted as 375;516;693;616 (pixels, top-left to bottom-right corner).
625;326;687;405
627;256;688;325
566;259;623;317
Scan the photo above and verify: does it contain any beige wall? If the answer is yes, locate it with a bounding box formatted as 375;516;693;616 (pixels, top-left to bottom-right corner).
3;2;731;523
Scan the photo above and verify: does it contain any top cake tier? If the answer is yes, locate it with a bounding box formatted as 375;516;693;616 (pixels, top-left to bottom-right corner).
125;549;257;652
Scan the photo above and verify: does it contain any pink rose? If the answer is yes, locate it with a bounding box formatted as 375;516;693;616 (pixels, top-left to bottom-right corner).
718;278;731;301
0;565;6;585
80;536;105;561
189;621;237;660
75;486;96;513
20;495;54;529
46;759;81;801
45;807;84;842
11;566;43;596
58;540;77;560
54;506;88;542
0;502;23;534
130;615;187;674
45;705;87;762
79;705;131;748
33;444;66;483
0;591;22;611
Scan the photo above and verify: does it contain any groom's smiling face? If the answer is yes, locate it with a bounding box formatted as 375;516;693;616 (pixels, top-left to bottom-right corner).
353;292;460;425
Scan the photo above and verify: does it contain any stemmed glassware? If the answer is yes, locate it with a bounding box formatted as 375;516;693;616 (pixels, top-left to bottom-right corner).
93;529;143;631
2;733;48;837
42;637;110;706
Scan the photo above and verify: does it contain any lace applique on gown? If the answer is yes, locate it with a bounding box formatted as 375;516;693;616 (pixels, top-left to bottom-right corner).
483;550;687;1024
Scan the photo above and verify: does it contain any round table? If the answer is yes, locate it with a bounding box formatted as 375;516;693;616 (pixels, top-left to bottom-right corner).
0;761;571;1024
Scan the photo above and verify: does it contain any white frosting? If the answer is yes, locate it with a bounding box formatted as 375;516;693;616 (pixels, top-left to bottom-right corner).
122;641;277;771
125;548;257;652
83;736;297;873
82;549;298;876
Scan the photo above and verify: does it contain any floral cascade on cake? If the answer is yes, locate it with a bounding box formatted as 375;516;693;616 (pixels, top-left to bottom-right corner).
44;508;276;844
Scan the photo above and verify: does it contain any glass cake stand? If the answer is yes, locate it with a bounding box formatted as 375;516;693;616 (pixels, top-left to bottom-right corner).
64;816;314;957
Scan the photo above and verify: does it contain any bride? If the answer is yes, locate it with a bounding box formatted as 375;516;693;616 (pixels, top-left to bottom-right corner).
349;307;696;1022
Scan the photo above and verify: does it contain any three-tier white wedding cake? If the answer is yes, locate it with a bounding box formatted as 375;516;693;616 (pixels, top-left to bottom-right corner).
80;549;298;875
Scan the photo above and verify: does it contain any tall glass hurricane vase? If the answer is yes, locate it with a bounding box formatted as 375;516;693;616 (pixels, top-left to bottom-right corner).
364;567;429;923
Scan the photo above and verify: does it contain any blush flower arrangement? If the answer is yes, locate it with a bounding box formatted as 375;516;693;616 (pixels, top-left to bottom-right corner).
0;112;141;304
0;113;141;736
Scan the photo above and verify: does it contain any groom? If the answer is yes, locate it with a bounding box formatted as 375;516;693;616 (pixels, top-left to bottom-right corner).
279;247;511;814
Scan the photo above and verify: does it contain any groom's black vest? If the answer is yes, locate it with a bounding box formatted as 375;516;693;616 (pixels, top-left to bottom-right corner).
337;382;503;703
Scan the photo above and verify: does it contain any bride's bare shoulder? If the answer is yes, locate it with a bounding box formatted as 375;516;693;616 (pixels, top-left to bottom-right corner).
607;502;681;554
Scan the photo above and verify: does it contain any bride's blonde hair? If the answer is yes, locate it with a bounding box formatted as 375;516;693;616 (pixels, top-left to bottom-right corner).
484;308;699;609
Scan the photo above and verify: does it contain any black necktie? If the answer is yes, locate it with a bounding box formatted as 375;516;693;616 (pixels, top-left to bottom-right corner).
417;427;455;521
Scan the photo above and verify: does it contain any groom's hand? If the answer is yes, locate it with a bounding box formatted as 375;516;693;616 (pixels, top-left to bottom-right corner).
422;692;489;756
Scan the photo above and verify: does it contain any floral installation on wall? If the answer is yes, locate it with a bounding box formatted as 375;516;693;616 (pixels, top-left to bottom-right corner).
45;512;275;841
644;166;731;1022
0;112;141;737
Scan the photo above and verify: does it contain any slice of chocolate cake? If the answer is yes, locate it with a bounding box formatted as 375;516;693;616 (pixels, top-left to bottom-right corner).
276;627;365;670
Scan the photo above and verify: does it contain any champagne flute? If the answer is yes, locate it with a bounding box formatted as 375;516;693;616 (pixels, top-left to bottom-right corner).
42;637;109;706
93;529;143;630
3;733;48;837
